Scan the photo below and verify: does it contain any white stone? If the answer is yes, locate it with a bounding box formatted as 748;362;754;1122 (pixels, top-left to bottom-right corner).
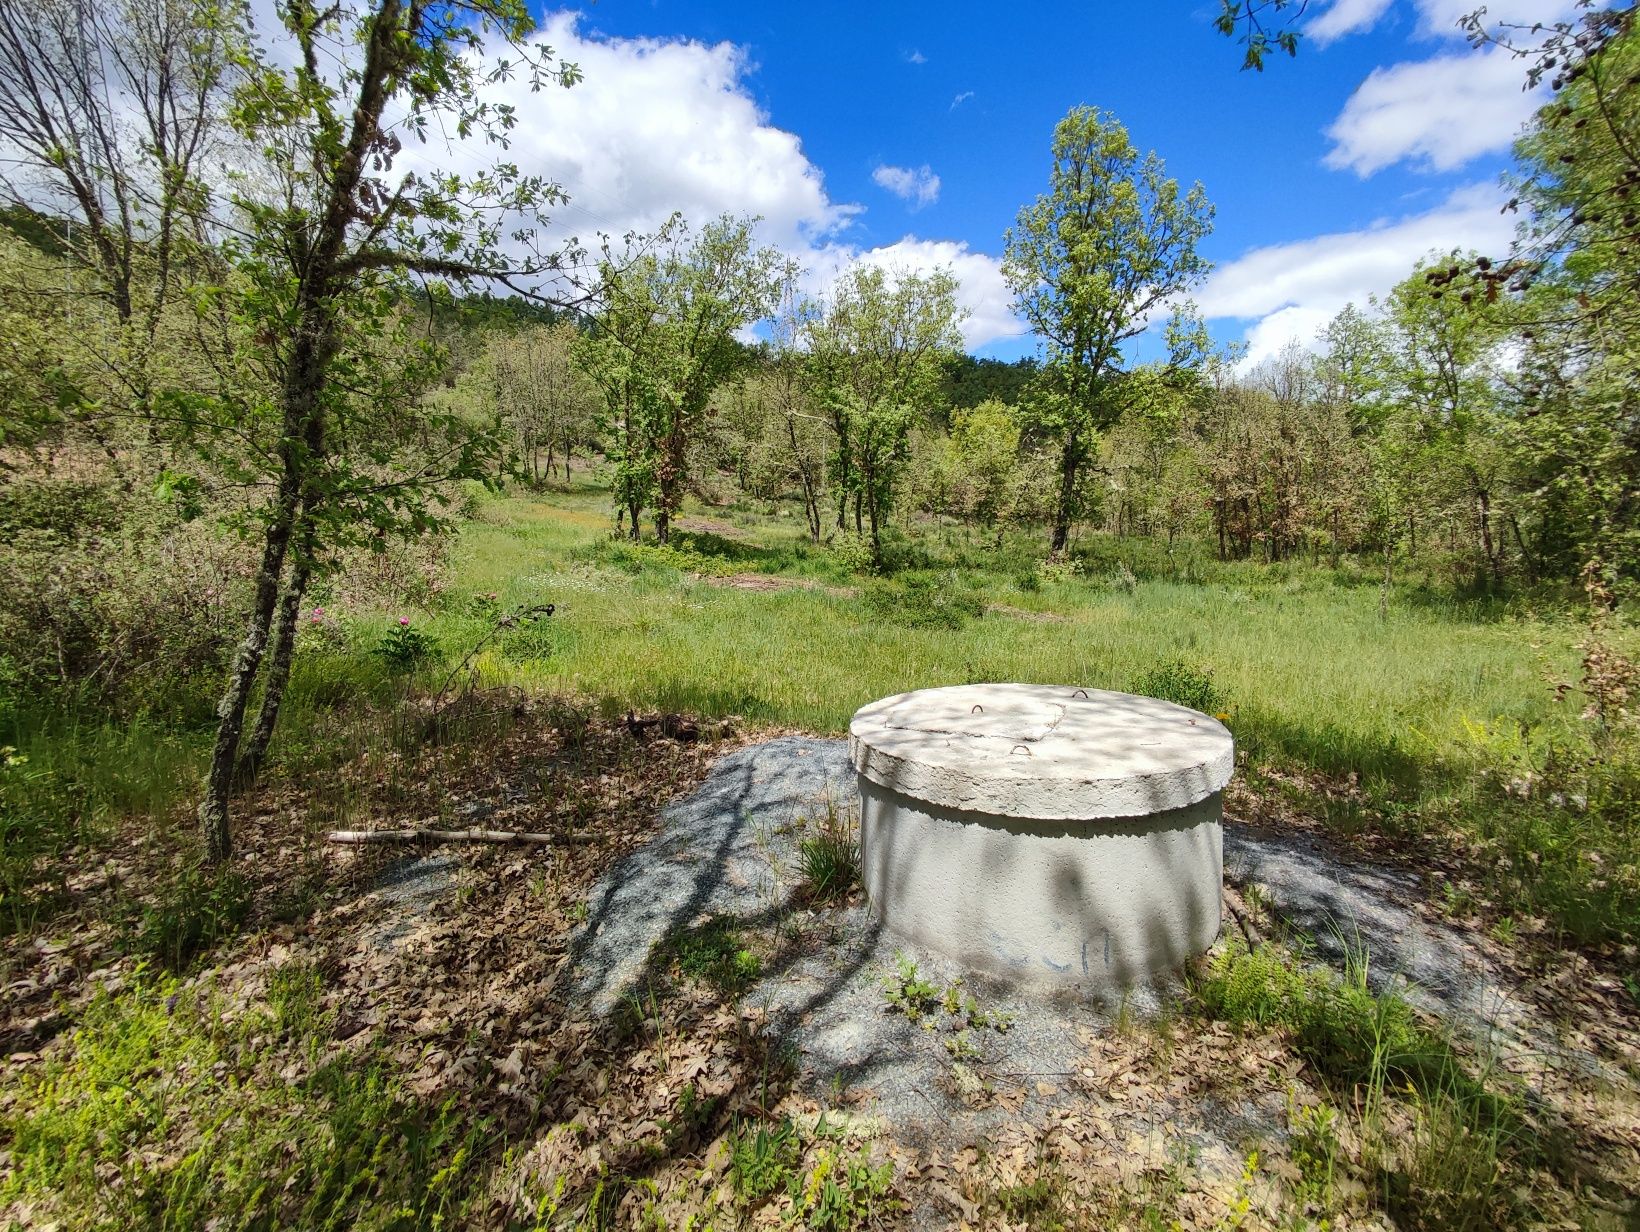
849;684;1232;991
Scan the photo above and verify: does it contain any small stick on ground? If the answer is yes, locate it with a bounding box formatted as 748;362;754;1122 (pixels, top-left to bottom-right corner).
326;828;556;845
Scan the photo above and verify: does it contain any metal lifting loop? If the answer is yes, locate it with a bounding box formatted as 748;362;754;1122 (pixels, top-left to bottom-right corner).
971;703;984;714
1010;744;1032;756
1071;688;1089;699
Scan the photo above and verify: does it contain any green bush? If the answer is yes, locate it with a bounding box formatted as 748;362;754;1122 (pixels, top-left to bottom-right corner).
372;619;438;672
827;531;877;574
0;500;245;717
1130;658;1227;715
861;572;984;630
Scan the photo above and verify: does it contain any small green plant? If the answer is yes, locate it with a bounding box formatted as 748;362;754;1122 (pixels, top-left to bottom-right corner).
373;617;437;671
1131;658;1227;715
728;1116;800;1203
882;952;942;1024
798;803;861;903
1287;1093;1343;1216
133;863;252;970
791;1146;896;1232
669;916;762;994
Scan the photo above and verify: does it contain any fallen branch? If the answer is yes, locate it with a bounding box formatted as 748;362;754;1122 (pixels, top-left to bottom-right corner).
326;827;556;846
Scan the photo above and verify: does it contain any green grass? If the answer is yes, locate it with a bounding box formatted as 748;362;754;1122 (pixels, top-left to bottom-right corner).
434;487;1586;791
1;968;493;1232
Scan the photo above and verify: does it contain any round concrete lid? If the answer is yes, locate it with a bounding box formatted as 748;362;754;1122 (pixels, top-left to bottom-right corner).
848;683;1234;820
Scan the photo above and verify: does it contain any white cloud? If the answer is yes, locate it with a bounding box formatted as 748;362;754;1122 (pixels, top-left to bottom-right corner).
905;49;927;65
1414;0;1577;40
871;163;941;209
950;90;975;110
387;13;1024;347
1196;182;1515;365
1306;0;1576;43
448;11;856;251
806;238;1021;351
1308;0;1395;46
1324;46;1541;176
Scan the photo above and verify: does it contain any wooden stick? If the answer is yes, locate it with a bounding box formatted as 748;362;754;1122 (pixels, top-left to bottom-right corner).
325;828;556;846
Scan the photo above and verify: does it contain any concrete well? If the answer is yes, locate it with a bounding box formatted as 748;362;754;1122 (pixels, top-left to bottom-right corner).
848;683;1233;992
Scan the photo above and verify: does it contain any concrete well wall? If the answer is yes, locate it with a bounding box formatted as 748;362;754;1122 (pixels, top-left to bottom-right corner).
859;776;1223;991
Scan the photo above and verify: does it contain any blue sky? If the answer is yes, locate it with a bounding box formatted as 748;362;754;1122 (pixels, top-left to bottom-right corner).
489;1;1565;363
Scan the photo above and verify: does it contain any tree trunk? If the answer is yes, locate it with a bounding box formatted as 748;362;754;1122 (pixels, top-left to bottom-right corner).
1050;429;1081;555
198;492;297;860
1477;487;1501;588
1508;514;1537;584
236;534;315;790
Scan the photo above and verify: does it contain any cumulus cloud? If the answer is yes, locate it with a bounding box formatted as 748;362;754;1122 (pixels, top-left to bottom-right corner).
806;238;1021;351
1308;0;1395;46
1196;182;1515;365
1414;0;1578;39
871;163;941;209
441;11;856;251
1306;0;1576;43
904;48;927;65
1324;47;1542;176
388;13;1025;347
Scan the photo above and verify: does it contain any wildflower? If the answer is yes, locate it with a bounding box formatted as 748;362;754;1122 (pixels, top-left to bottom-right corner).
399;616;410;626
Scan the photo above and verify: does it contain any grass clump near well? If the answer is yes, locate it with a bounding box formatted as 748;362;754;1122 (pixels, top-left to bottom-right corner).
797;802;861;904
726;1115;896;1230
1192;938;1531;1231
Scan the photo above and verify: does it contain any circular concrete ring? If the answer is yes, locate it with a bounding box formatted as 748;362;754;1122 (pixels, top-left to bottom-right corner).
848;684;1233;991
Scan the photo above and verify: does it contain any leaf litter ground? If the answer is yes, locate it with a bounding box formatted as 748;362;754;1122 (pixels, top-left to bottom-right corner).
3;706;1637;1229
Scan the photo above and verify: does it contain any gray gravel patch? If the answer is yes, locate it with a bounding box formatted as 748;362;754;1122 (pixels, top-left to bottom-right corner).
566;736;857;1015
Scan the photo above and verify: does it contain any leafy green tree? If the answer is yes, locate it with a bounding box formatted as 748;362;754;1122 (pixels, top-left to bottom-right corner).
1502;8;1640;585
579;214;787;542
946;399;1024;538
806;264;965;567
1373;254;1514;586
170;0;581;858
481;321;599;484
1003;106;1214;554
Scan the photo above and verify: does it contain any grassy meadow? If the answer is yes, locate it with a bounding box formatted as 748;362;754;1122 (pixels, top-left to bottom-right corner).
432;483;1579;769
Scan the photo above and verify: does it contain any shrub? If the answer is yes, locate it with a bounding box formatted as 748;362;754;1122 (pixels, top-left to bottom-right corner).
372;619;437;672
861;572;983;630
0;488;246;717
1130;658;1227;715
827;531;877;574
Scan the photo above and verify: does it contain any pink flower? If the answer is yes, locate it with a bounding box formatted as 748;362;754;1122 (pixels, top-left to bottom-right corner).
312;606;324;617
399;616;410;626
